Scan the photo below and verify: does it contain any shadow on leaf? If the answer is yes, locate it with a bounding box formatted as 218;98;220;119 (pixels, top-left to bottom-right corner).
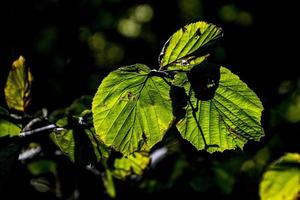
187;62;220;101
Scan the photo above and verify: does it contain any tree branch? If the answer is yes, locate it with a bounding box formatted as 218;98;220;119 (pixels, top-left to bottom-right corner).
19;124;64;137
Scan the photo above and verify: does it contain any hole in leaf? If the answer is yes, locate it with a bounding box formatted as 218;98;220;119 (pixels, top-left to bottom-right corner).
196;28;201;36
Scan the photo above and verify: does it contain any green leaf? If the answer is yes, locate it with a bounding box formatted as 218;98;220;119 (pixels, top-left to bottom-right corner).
51;127;108;165
113;152;150;179
159;21;223;70
260;153;300;200
103;169;116;198
0;119;21;138
50;96;107;165
176;66;264;152
5;56;33;112
27;160;57;176
92;64;173;155
166;54;210;72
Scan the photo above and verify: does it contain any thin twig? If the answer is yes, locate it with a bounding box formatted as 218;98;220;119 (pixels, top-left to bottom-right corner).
18;146;42;161
9;113;24;120
23;118;43;131
19;124;60;137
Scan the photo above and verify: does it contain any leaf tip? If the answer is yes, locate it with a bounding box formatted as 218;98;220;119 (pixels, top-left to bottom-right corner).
12;55;26;69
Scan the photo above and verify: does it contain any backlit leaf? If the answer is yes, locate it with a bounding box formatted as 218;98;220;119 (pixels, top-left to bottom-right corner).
176;66;264;152
159;21;223;70
0;119;21;138
92;64;173;155
5;56;33;112
260;153;300;200
113;152;150;179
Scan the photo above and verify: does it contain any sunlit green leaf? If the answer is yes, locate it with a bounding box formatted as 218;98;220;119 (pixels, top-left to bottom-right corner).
0;119;21;138
5;56;33;112
166;54;210;72
159;21;223;70
260;153;300;200
92;64;173;155
176;66;264;152
113;152;150;179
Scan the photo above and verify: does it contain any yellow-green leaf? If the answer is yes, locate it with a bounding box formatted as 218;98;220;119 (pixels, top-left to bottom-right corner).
0;119;21;138
113;152;150;179
92;64;173;155
5;56;33;112
260;153;300;200
159;21;223;70
176;66;264;152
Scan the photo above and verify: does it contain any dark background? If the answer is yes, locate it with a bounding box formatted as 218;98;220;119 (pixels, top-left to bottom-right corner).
1;0;298;111
0;0;299;199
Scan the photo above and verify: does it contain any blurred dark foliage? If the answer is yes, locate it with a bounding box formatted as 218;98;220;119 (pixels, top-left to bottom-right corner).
0;0;299;199
0;0;298;111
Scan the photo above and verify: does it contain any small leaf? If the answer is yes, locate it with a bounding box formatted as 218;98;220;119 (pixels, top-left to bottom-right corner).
0;119;21;138
113;152;150;179
92;64;173;155
50;96;107;165
5;56;33;112
159;21;223;70
260;153;300;200
27;160;57;176
51;127;108;165
103;169;116;198
176;66;264;152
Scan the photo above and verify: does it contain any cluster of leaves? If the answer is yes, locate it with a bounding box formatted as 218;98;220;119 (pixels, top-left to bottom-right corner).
1;21;298;199
92;21;264;155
